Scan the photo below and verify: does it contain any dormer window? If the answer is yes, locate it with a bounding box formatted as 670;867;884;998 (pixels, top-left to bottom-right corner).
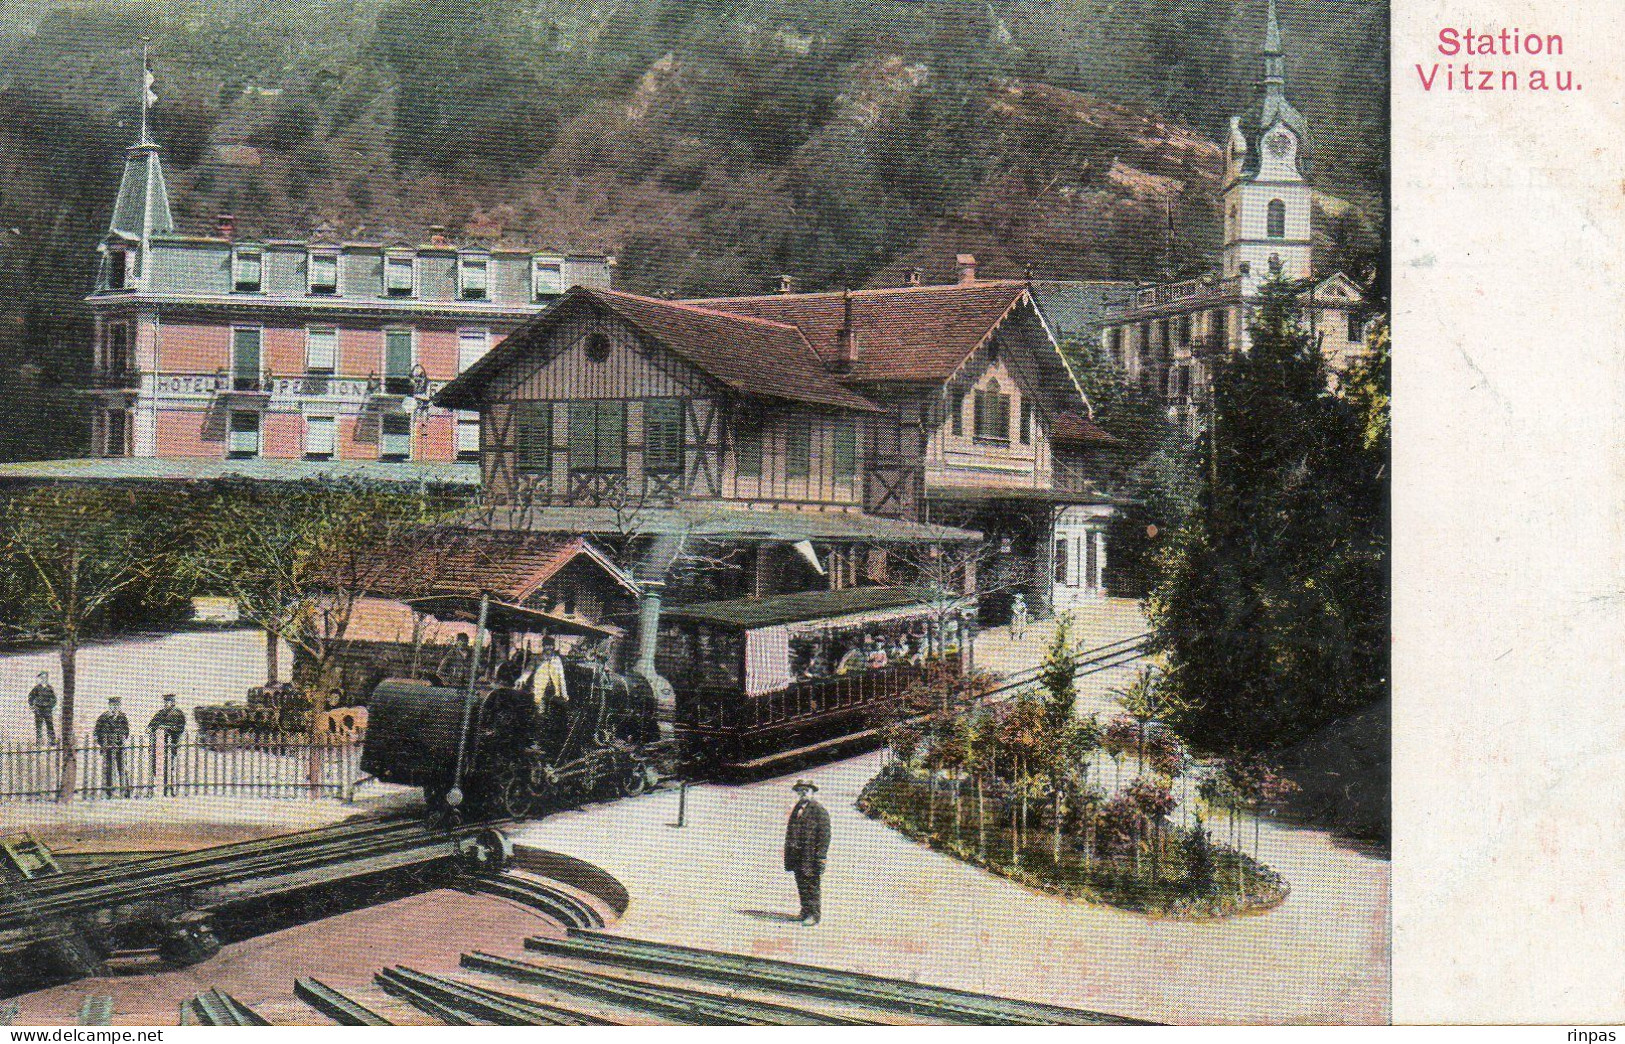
459;254;489;300
106;249;129;291
308;250;339;296
385;252;415;298
233;247;263;294
532;255;564;300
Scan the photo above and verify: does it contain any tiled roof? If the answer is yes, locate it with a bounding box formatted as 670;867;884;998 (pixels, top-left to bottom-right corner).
688;281;1032;383
437;288;882;414
588;290;882;412
364;531;638;602
1050;411;1121;445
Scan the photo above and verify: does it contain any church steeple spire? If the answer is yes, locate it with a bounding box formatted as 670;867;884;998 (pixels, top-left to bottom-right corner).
107;38;173;244
1263;0;1285;87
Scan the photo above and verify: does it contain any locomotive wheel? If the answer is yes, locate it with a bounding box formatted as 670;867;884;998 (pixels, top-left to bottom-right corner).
492;764;534;821
620;761;650;798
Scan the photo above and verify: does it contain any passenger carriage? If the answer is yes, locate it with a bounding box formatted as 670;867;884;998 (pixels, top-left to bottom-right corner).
658;586;976;776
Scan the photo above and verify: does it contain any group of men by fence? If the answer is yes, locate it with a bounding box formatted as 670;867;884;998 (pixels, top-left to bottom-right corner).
24;672;190;796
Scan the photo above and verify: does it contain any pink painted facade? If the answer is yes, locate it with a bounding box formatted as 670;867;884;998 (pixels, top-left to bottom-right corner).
84;140;613;463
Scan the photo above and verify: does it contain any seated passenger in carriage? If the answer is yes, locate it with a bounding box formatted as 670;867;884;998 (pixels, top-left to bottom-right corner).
834;638;866;675
865;634;889;670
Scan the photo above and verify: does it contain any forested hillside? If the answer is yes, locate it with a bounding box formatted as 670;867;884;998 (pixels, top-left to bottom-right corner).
0;0;1387;460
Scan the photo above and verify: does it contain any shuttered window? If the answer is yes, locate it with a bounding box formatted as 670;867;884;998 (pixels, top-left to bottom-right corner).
643;399;683;475
1019;400;1032;444
735;420;763;478
305;327;337;374
460;255;489;299
457;329;490;374
232;328;262;391
304;415;335;459
569;401;625;473
951;392;965;436
386;255;415;297
833;417;857;478
380;412;411;460
309;252;339;295
233;249;262;293
228;411;260;457
515;402;551;475
786;423;811;479
384;330;413;394
1267;199;1287;239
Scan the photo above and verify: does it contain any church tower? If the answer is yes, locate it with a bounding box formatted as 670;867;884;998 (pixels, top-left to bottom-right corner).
1221;0;1313;294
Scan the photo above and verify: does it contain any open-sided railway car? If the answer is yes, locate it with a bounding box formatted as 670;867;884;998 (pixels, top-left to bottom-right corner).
659;586;975;776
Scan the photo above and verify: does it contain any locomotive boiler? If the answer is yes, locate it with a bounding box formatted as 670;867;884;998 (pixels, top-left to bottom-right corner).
360;595;674;823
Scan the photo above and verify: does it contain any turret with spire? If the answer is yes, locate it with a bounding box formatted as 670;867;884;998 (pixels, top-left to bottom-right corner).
100;39;173;291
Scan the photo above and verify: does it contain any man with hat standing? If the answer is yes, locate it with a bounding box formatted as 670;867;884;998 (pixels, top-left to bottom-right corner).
783;779;831;925
148;694;187;796
94;697;132;798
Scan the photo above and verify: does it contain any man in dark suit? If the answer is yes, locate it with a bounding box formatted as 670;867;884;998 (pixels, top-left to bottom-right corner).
94;697;132;797
783;779;831;925
148;694;187;796
27;672;57;745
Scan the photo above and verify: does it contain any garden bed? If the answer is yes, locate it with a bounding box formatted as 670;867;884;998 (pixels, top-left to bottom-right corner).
858;770;1289;919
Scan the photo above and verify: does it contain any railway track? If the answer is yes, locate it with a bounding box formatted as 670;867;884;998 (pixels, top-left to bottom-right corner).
0;815;514;969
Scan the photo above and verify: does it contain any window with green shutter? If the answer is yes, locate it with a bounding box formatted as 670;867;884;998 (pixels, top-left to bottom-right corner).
515;402;552;476
786;423;812;479
643;399;684;475
833;417;857;478
384;329;413;394
569;401;626;473
735;418;763;478
232;328;262;391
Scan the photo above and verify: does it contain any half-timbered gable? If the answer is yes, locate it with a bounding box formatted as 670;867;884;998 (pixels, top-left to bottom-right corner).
438;289;884;513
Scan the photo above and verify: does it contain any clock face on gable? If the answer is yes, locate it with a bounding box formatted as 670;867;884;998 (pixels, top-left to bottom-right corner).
1266;131;1295;158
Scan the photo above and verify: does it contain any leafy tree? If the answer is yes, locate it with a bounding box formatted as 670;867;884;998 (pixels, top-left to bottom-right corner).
1151;280;1388;754
1037;611;1077;730
0;484;192;799
1112;665;1190;774
181;479;451;690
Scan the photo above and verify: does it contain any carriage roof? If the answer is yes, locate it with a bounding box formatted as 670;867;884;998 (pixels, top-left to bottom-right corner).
405;594;622;638
660;586;951;632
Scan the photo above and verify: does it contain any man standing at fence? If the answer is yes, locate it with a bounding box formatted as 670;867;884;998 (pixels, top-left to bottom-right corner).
783;779;831;926
94;697;131;797
148;694;186;796
26;672;57;745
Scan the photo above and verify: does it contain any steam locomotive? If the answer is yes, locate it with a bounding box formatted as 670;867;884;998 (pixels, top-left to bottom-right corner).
360;600;675;823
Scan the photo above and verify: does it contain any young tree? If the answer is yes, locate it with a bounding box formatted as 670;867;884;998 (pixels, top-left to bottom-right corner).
1151;281;1388;755
182;479;451;692
0;484;192;800
1113;666;1190;775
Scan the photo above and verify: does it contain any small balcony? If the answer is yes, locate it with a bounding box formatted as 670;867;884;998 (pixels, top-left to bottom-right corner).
88;366;141;391
215;367;273;403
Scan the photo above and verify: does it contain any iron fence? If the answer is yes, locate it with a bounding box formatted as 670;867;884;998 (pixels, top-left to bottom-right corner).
0;734;365;804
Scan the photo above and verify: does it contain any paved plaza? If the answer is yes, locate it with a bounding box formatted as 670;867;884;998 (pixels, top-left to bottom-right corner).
512;750;1390;1025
